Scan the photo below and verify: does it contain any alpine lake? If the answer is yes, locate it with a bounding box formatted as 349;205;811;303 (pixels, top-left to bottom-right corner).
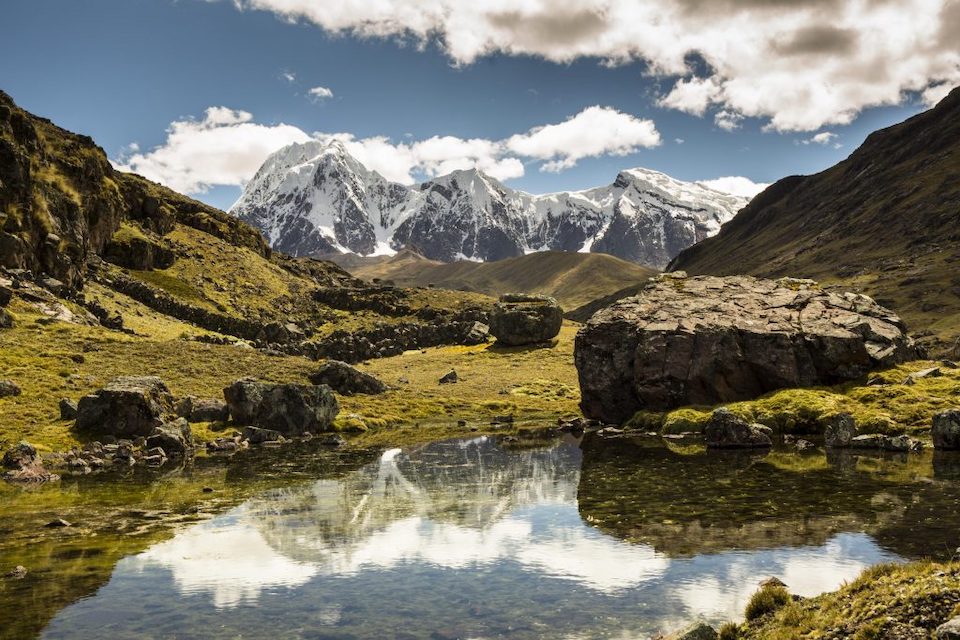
3;429;960;639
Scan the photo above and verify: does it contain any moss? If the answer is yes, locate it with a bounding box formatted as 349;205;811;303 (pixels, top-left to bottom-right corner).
739;561;960;638
109;222;149;244
744;586;791;621
662;407;710;434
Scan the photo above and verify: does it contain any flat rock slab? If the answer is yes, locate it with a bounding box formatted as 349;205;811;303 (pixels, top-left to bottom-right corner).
576;274;922;424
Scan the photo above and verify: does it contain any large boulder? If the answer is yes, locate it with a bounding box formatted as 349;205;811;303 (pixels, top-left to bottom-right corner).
174;396;229;423
75;376;174;438
307;360;388;395
489;294;563;346
933;409;960;450
704;408;773;449
576;274;922;424
223;378;339;435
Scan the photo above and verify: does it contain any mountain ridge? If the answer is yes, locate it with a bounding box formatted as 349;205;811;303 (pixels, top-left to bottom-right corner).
670;86;960;352
231;140;748;269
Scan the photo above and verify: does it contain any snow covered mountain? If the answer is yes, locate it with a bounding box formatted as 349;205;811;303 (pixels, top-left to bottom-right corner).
230;140;749;268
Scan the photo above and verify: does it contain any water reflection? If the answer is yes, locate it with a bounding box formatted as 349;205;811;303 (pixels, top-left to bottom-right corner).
41;436;960;639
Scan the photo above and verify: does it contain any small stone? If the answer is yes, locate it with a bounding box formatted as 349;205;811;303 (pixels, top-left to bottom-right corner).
4;566;27;580
44;518;72;528
202;487;214;493
319;434;346;446
439;370;459;385
242;426;284;445
937;617;960;639
0;380;21;398
704;408;772;449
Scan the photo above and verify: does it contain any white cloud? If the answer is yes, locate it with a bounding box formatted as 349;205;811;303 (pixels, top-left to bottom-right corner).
280;71;296;83
506;106;660;172
308;85;334;101
674;138;684;145
802;131;838;145
230;0;960;132
698;176;769;198
714;110;744;132
116;107;311;193
119;105;659;192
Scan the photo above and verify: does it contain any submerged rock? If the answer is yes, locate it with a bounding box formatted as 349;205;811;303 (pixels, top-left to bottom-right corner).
704;408;772;449
575;274;922;424
75;376;174;438
307;360;388;395
489;293;562;346
224;378;339;435
933;410;960;450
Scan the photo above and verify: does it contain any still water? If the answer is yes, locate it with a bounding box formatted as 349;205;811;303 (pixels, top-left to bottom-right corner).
11;434;960;638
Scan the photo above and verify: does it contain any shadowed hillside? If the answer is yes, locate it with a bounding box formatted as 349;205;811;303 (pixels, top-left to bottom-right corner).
670;87;960;353
328;249;657;311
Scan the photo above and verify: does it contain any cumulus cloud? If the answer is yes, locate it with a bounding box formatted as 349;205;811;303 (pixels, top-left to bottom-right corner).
698;176;770;198
229;0;960;132
116;107;310;193
117;105;658;191
505;106;660;172
802;131;838;145
714;110;744;132
308;86;334;101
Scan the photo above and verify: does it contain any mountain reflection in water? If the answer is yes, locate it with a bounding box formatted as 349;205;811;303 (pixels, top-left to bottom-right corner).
42;434;960;639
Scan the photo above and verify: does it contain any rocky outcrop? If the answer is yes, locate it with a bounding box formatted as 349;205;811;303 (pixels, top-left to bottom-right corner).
489;294;563;346
102;227;176;271
223;379;339;435
575;274;922;424
75;376;174;438
307;360;388;395
704;408;773;449
933;410;960;450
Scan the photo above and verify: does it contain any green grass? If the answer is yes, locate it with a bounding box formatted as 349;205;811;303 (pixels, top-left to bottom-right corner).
744;586;791;621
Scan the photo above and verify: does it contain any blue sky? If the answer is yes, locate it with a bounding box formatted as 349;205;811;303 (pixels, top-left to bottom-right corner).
1;0;954;210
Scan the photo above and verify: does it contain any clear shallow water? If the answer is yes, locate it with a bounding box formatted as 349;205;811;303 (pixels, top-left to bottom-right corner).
32;434;960;640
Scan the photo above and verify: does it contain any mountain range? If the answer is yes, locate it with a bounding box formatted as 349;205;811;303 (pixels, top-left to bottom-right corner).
230;141;748;269
671;86;960;353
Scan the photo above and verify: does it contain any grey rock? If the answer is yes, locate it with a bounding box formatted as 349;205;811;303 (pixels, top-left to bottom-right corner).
175;396;229;423
59;398;78;420
242;426;284;445
489;294;563;346
824;413;858;448
224;379;339;435
75;376;174;438
938;617;960;639
0;379;21;398
146;418;193;457
704;408;773;449
848;433;923;452
0;308;13;329
576;275;922;424
439;370;459;385
903;366;941;385
2;441;58;483
307;360;388;395
933;410;960;450
463;321;490;345
44;518;71;528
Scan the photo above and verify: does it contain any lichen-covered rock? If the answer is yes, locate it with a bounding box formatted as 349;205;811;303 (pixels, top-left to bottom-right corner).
664;622;718;640
704;408;773;449
307;360;388;395
933;410;960;450
489;294;563;346
576;274;922;424
75;376;174;438
224;378;339;435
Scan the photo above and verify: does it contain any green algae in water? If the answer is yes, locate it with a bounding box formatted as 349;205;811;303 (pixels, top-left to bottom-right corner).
4;436;960;639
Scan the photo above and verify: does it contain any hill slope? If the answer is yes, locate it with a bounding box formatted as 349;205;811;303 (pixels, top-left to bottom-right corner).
330;250;657;311
231;140;748;268
670;87;960;351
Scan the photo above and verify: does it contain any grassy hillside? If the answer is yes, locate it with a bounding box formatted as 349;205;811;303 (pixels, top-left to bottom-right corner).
670;87;960;353
330;249;657;311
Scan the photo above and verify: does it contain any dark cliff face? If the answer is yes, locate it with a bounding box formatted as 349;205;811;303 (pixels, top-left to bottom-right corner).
669;86;960;349
0;91;270;289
